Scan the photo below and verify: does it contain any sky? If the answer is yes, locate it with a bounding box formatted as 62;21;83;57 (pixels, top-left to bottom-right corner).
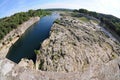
0;0;120;18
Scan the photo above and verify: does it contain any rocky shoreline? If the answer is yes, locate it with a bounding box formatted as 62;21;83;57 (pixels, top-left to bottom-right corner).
36;16;120;72
35;16;120;80
0;16;40;80
0;17;40;58
0;13;120;80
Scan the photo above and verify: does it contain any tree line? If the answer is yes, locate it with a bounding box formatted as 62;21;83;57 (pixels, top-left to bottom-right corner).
73;9;120;36
0;9;50;40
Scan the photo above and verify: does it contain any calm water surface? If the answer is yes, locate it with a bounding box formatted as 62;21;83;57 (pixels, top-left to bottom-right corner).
6;13;59;63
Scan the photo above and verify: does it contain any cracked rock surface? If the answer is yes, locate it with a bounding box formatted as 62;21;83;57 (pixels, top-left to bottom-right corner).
0;15;120;80
37;16;120;73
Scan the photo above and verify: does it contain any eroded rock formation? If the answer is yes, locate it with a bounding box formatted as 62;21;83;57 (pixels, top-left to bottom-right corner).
37;16;120;73
0;14;120;80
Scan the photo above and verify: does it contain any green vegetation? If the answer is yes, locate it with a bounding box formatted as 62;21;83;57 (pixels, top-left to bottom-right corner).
79;17;89;22
45;8;73;12
73;9;120;36
39;59;44;70
91;20;99;24
34;49;40;54
54;19;61;24
0;9;50;40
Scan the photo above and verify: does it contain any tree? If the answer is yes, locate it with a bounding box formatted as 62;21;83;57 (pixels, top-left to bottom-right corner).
0;9;50;40
79;9;88;14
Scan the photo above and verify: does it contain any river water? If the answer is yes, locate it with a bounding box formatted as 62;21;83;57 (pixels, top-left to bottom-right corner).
6;13;59;63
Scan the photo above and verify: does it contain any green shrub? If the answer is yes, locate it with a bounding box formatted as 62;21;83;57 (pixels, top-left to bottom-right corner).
0;9;50;41
34;50;40;54
54;19;61;24
74;9;120;37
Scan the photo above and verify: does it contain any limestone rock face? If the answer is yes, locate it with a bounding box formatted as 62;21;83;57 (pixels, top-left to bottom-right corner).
0;57;120;80
0;15;120;80
37;16;120;73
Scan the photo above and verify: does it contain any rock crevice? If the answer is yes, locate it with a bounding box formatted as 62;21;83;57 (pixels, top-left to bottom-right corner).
0;14;120;80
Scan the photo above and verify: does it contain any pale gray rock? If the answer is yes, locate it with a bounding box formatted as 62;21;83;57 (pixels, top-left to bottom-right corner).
0;15;120;80
37;16;120;73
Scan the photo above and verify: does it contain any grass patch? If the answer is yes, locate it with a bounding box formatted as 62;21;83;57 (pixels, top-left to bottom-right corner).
34;50;40;55
79;17;89;22
54;19;61;24
91;20;99;24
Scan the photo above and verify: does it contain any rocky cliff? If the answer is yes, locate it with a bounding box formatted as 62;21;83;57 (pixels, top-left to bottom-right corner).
36;16;120;72
35;15;120;79
0;13;120;80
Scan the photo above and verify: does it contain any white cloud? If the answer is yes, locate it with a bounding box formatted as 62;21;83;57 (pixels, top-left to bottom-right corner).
32;0;120;18
1;0;120;18
35;3;80;9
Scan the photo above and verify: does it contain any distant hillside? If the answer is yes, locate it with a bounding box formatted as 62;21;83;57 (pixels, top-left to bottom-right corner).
45;8;73;11
73;9;120;37
0;9;50;40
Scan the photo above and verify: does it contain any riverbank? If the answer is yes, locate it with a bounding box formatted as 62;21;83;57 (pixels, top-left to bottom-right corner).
0;17;40;58
36;16;120;72
0;13;120;80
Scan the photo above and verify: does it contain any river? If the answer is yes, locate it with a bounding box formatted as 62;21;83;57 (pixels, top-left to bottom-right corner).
6;13;59;63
